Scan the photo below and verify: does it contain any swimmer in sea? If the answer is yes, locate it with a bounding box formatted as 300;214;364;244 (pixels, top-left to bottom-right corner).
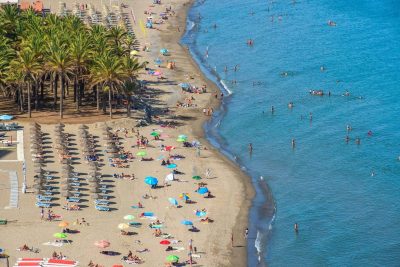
345;135;350;143
291;139;296;149
355;137;361;145
234;64;239;72
205;46;209;58
309;112;313;121
320;66;325;71
248;143;253;154
224;65;228;73
294;223;299;233
288;102;293;109
271;106;275;114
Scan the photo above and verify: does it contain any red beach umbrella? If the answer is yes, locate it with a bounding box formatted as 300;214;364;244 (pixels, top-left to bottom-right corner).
160;240;171;245
165;146;175;151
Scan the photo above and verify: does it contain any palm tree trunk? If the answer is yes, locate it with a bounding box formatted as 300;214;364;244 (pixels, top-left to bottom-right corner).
126;98;131;117
96;85;100;111
53;74;58;110
19;86;24;113
27;81;32;118
35;80;39;111
60;74;65;119
108;84;112;119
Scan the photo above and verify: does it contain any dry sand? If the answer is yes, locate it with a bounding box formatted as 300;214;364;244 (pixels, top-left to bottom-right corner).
0;0;254;266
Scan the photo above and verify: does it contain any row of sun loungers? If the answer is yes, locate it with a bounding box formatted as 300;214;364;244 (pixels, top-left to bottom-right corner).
14;258;78;267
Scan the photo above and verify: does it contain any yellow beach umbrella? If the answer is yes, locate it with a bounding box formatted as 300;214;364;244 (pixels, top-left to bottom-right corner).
58;221;69;228
118;223;129;230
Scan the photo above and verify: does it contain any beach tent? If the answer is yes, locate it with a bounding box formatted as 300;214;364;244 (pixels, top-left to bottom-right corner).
144;176;158;186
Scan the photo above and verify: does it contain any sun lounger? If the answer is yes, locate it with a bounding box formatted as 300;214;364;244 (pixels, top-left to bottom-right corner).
45;258;78;266
36;202;52;208
66;197;80;203
17;258;43;262
42;242;63;247
94;200;109;205
95;205;110;211
14;263;41;267
36;195;53;202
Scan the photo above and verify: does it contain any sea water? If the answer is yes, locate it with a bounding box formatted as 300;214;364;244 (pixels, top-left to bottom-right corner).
182;0;400;266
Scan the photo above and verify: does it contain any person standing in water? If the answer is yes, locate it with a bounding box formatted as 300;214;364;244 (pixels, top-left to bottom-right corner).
294;223;299;233
291;139;296;149
271;106;275;114
248;143;253;154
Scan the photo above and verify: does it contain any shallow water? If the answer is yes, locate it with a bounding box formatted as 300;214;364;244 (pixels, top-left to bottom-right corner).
182;0;400;266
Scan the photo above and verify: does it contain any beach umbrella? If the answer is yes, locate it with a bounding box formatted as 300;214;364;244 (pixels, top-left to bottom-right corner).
88;177;99;183
178;134;187;139
123;215;135;220
144;176;158;186
166;255;179;263
192;175;202;180
58;221;69;228
179;193;190;200
197;187;209;195
166;164;177;169
150;131;159;137
62;165;73;170
160;48;169;55
94;240;110;248
168;197;178;206
0;114;13;120
181;220;193;226
90;188;100;193
196;211;207;217
118;223;129;230
165;173;174;181
54;233;67;239
165;146;174;151
154;58;163;65
160;240;170;245
178;83;190;89
136;151;147;157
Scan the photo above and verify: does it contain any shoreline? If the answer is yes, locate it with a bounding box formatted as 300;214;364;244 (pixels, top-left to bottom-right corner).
162;1;255;266
0;0;255;266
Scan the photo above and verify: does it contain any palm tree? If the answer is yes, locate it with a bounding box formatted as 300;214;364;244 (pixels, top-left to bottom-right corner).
90;51;128;118
121;55;144;116
10;48;41;118
70;31;91;110
46;37;73;119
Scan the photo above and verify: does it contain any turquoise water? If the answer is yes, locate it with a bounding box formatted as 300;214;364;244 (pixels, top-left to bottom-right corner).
182;0;400;266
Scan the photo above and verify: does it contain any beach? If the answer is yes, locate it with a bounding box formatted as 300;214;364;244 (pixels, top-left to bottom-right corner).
0;0;254;266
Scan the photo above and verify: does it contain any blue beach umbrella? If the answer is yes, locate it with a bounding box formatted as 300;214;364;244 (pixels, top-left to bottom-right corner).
144;176;158;186
197;187;209;195
143;212;154;217
154;58;163;65
0;114;13;120
168;197;178;206
181;220;193;226
160;48;169;55
196;211;207;217
178;83;190;89
166;164;177;169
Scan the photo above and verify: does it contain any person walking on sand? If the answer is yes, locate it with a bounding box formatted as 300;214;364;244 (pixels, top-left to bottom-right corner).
245;228;249;239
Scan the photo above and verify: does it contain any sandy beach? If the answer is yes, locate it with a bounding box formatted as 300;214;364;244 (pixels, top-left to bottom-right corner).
0;0;254;266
